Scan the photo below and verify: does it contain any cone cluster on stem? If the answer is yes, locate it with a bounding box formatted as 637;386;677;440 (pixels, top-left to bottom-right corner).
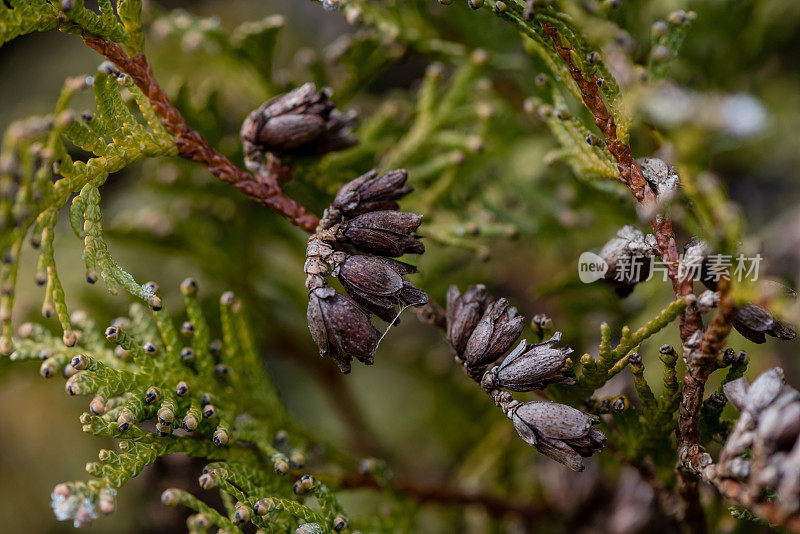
444;284;604;470
305;169;428;373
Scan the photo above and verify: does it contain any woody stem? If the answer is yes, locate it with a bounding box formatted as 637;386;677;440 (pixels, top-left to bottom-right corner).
81;34;320;232
539;21;739;534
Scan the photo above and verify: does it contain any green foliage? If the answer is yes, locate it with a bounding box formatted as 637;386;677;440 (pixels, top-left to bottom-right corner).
0;63;177;356
13;284;347;532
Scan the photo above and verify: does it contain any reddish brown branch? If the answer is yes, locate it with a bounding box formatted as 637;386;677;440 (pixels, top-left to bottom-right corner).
540;23;652;203
679;278;735;447
539;21;734;533
82;35;319;233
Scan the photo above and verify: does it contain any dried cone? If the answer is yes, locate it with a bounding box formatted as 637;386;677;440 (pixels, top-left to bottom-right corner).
335;255;428;323
307;287;380;373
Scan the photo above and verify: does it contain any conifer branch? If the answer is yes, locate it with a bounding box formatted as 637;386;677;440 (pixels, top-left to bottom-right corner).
81;35;320;232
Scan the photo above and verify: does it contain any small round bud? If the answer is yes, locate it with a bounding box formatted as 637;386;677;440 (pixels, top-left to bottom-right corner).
468;0;484;9
586;51;600;64
187;514;211;529
213;428;229;447
148;296;162;311
40;359;58;378
89;396;106;415
0;337;13;356
105;326;119;342
651;20;668;39
358;458;378;475
201;393;213;406
175;381;189;396
180;321;194;337
209;340;222;356
114;346;129;360
668;10;687;25
585;133;601;146
202;404;217;419
62;363;77;378
183;413;199;432
254;499;274;515
556;108;571;120
534;73;549;87
143;342;158;355
333;515;348;531
345;6;363;24
274;458;290;476
301;474;316;491
598;398;611;414
221;291;235;306
144;386;161;404
85;461;101;475
611;395;629;413
721;347;736;365
274;429;289;444
659;344;676;356
118;412;133;431
65;375;82;395
155;422;171;437
180;347;195;362
439;0;453;4
158;407;174;425
85;270;98;284
181;278;198;296
494;1;506;13
627;352;642;365
161;489;180;506
290;451;306;468
71;354;89;370
233;503;251;524
604;0;620;8
62;330;78;347
214;364;229;378
471;49;489;66
198;473;216;490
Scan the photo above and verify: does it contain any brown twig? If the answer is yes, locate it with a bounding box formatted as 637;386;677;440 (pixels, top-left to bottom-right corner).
334;473;550;524
414;299;447;331
81;35;319;232
678;278;735;448
673;278;735;533
539;21;736;533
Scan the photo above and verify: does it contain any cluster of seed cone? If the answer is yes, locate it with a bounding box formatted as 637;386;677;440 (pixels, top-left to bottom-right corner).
707;368;800;520
305;169;428;373
445;284;605;471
